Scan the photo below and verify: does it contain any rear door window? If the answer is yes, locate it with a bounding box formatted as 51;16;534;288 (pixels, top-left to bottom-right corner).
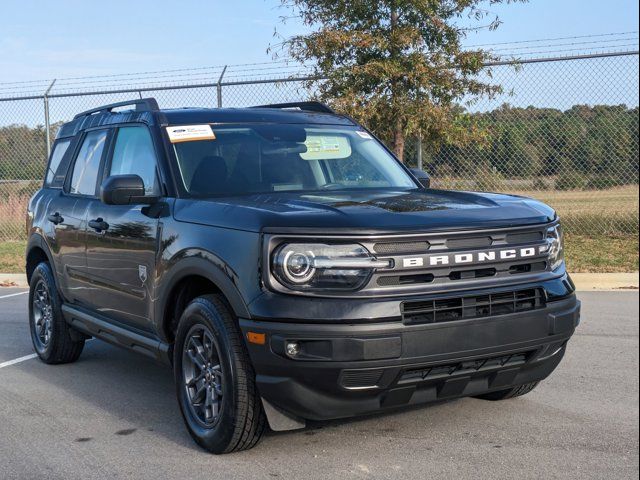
69;129;108;196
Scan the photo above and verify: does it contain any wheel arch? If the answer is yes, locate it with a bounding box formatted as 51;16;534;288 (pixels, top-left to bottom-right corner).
155;254;252;345
25;234;56;284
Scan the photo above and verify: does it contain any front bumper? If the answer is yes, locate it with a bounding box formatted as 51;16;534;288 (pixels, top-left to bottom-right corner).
240;284;580;422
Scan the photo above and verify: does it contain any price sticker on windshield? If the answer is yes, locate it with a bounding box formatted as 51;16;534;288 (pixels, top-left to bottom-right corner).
166;125;216;143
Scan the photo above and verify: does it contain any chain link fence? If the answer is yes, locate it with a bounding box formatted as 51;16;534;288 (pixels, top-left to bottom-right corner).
403;51;639;237
1;52;638;243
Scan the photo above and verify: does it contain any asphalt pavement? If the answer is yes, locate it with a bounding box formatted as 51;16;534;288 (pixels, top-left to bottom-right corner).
0;289;638;480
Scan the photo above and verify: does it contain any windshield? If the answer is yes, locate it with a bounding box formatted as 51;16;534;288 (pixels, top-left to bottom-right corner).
169;124;416;196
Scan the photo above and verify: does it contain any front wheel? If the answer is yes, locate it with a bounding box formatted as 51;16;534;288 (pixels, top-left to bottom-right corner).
173;295;266;454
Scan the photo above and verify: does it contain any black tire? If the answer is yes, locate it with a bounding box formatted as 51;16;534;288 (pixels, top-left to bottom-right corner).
474;381;540;401
28;262;85;364
173;294;266;454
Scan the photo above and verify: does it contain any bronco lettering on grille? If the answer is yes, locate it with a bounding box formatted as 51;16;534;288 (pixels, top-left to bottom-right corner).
400;246;547;270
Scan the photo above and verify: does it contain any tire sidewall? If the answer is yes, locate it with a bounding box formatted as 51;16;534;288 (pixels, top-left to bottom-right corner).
174;298;239;452
28;262;61;361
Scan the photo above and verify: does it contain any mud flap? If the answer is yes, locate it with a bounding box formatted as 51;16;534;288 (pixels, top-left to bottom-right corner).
261;398;306;431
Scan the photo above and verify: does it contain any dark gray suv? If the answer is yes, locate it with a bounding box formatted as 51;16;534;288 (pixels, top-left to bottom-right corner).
26;98;580;453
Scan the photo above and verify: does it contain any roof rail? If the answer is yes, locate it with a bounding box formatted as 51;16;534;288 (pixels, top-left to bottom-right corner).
73;98;159;119
250;101;335;114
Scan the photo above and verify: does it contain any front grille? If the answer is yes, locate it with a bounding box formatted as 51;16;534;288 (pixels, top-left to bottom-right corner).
398;351;532;384
373;240;430;255
377;273;434;286
366;225;552;295
446;236;492;249
508;261;547;274
401;288;546;325
449;267;496;280
505;231;544;244
373;230;543;255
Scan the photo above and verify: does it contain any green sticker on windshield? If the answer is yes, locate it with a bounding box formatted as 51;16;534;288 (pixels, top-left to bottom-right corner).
301;135;352;160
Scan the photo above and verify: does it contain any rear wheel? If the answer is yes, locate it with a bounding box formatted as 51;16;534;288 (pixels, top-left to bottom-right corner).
29;262;85;364
474;381;540;401
174;294;266;453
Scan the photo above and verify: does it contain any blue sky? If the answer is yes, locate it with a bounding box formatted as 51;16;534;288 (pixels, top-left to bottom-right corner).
0;0;638;84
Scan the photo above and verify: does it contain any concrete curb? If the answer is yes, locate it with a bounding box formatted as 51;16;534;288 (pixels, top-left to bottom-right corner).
0;274;28;288
1;272;638;291
570;272;639;291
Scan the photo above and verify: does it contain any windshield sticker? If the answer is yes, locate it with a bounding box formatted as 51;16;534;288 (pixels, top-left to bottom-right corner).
166;125;216;143
301;135;352;160
355;130;373;140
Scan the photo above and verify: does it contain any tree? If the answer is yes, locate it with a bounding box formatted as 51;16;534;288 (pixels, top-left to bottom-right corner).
277;0;526;161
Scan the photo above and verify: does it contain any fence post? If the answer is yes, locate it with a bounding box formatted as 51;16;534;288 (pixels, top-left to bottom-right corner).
417;134;423;170
43;79;56;157
216;66;228;108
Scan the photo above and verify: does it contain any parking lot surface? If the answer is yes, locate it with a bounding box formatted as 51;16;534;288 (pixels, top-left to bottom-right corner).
0;289;638;480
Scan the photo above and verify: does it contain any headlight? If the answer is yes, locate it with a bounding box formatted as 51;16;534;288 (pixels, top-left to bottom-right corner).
546;224;564;270
272;243;391;291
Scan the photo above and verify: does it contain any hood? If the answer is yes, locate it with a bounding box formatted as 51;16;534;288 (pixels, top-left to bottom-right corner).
173;189;556;233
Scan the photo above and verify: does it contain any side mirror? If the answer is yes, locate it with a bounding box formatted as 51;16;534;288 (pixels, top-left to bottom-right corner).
410;168;431;189
100;175;156;205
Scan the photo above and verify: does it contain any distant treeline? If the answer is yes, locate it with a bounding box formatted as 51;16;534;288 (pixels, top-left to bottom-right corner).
1;105;638;190
0;123;51;183
424;104;639;189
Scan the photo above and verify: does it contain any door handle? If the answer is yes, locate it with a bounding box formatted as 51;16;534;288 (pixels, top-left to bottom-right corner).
47;212;64;225
88;218;109;232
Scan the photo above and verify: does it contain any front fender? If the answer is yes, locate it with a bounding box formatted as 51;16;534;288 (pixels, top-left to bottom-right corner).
154;249;253;342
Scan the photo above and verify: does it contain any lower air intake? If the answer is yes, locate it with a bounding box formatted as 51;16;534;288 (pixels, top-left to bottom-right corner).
401;288;546;325
339;369;385;389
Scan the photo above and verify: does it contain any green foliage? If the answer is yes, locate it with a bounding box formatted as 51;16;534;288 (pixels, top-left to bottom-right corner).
474;166;504;191
585;175;629;190
278;0;526;161
555;172;588;191
531;177;549;190
429;104;639;185
0;124;48;181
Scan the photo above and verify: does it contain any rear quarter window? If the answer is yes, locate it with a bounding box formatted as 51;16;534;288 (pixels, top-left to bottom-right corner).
44;139;73;188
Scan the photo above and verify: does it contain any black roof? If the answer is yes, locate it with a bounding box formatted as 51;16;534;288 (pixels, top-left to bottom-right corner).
56;99;357;139
160;107;356;126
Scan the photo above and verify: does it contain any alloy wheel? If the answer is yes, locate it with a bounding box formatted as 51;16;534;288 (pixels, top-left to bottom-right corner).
32;280;53;350
182;325;224;427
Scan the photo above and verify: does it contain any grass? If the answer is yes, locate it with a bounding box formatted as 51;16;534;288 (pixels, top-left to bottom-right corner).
565;234;639;273
0;235;637;275
0;192;29;242
513;185;638;216
510;185;639;236
0;241;25;274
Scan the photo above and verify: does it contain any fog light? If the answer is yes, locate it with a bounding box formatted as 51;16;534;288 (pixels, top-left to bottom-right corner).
285;341;301;357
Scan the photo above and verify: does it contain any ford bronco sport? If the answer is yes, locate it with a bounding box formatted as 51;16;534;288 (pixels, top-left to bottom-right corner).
26;98;580;453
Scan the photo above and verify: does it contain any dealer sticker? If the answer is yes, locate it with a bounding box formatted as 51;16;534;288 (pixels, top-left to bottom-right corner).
355;130;373;140
166;125;216;143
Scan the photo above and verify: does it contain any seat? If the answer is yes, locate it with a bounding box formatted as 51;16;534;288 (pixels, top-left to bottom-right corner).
189;156;228;195
260;154;314;189
228;142;262;193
